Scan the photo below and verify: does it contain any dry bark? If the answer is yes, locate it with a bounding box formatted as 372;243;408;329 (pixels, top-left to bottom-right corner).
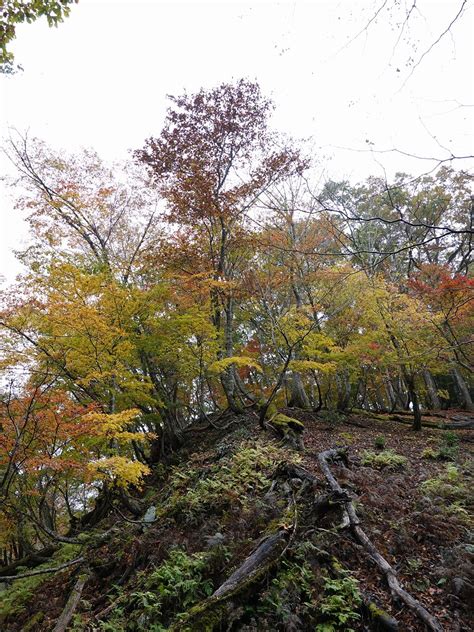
1;556;84;581
318;448;444;632
212;530;290;599
53;572;89;632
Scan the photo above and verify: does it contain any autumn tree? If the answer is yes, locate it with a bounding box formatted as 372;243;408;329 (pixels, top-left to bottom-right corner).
409;265;474;411
6;135;162;284
136;80;308;412
318;168;473;278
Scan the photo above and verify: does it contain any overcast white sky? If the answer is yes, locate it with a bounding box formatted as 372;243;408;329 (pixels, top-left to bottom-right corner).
1;0;473;282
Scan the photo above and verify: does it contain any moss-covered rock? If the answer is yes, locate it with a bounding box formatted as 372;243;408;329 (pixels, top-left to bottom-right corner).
269;413;304;435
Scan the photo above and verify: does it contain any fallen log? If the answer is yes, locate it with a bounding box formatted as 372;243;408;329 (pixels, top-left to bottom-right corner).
170;529;291;630
390;414;474;430
362;594;399;631
0;544;59;578
318;448;444;632
53;572;89;632
212;530;290;599
171;472;351;631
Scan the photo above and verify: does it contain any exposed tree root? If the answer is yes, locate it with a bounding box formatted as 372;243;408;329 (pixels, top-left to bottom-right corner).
318;448;444;632
52;571;89;632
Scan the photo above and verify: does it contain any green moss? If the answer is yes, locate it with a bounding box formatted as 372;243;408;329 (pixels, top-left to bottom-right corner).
265;401;278;418
0;543;82;623
173;600;226;631
339;432;354;444
22;611;45;631
360;449;407;470
269;413;304;434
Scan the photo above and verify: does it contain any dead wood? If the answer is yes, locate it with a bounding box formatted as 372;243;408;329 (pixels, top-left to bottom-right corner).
212;530;290;599
169;529;291;630
274;462;319;484
390;414;474;430
318;448;444;632
1;556;85;581
52;572;89;632
344;417;370;428
0;544;59;578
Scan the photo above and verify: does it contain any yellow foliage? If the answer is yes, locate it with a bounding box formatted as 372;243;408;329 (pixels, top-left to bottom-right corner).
208;356;263;375
84;408;141;436
87;456;150;488
288;360;337;374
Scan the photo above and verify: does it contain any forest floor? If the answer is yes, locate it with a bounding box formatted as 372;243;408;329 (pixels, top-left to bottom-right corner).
1;409;473;632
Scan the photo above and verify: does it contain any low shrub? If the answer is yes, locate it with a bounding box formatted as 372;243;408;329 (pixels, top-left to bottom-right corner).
360;449;407;470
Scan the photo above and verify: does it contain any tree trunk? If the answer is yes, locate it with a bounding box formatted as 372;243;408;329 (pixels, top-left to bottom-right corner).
404;373;422;431
391;375;409;410
356;376;367;409
287;372;311;409
423;369;441;410
384;375;397;412
259;350;293;427
375;385;387;412
220;298;243;413
451;366;474;411
336;370;351;411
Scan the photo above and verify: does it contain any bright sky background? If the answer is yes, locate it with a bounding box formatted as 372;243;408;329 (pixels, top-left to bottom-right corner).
1;0;473;283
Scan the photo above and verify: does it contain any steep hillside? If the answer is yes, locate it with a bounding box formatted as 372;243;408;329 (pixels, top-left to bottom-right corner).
1;411;473;632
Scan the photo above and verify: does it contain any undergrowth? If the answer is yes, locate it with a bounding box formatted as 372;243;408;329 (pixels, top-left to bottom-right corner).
421;464;472;524
98;546;229;631
0;543;82;623
162;440;300;525
254;542;363;632
316;564;362;632
360;449;407;470
422;432;460;462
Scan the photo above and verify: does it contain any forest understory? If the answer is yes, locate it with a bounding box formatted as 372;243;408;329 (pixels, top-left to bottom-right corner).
1;409;472;632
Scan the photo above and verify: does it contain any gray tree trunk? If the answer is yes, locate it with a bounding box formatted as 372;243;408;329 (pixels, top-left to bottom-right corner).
287;372;311;409
451;366;474;411
423;369;441;410
336;370;351;411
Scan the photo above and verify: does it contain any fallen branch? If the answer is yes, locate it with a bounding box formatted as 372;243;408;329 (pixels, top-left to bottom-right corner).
1;556;85;581
53;572;90;632
318;448;444;632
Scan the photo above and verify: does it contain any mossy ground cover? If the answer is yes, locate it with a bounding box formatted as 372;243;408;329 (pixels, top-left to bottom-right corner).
2;410;473;631
0;543;82;627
